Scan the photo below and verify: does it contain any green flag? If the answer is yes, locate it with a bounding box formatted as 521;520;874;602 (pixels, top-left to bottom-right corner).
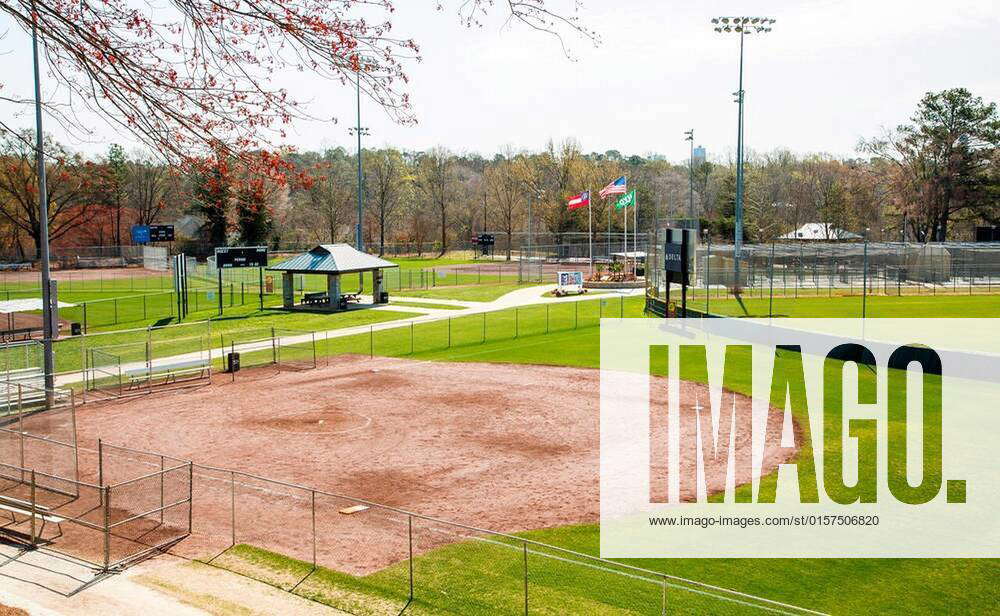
615;189;636;210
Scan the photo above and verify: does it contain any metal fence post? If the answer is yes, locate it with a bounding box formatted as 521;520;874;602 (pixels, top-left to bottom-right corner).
103;485;111;570
231;471;236;547
410;322;414;355
98;438;104;490
17;387;25;480
408;514;414;602
370;325;374;358
523;541;529;616
448;317;451;347
482;312;486;343
29;470;37;547
188;462;193;535
311;490;317;568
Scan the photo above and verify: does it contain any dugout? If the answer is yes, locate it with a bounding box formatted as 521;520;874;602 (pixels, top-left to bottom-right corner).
268;244;398;311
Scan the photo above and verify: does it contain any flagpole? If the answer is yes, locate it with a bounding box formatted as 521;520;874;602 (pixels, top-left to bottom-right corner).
633;191;638;278
588;188;593;273
607;199;611;260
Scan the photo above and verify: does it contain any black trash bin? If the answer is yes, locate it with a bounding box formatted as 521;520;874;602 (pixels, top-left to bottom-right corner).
379;291;389;304
226;352;241;373
71;322;82;336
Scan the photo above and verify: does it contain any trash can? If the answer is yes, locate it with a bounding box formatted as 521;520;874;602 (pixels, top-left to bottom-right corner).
226;352;241;373
71;322;82;336
379;291;389;304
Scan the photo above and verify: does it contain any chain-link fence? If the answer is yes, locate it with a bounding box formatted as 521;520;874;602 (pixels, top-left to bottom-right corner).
647;236;1000;314
0;383;79;494
1;415;191;570
173;464;823;615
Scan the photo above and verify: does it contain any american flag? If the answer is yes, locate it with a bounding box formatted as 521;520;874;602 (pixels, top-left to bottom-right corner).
599;176;627;198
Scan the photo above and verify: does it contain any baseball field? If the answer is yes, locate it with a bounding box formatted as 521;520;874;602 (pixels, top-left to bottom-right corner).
4;272;999;614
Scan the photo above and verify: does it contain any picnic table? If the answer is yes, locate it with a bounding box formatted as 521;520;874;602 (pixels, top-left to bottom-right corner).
302;292;329;306
338;293;361;310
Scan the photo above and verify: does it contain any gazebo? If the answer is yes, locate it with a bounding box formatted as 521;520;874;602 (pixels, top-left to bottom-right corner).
267;244;398;311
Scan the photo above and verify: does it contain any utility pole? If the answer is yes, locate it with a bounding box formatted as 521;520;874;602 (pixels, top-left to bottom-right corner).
32;1;55;392
684;129;695;220
350;68;370;252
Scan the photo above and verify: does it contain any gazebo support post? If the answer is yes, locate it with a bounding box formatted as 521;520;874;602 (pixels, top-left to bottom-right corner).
281;272;294;308
328;273;342;310
372;268;385;303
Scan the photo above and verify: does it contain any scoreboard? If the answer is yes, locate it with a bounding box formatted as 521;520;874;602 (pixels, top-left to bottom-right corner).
215;246;268;268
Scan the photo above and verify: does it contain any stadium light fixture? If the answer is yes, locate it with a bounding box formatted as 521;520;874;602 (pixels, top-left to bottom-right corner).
711;16;776;291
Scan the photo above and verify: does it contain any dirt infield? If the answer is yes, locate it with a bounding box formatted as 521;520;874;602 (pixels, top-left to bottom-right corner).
0;266;163;284
71;356;795;573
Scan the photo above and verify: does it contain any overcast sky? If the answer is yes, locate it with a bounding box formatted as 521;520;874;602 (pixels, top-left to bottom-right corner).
2;0;998;163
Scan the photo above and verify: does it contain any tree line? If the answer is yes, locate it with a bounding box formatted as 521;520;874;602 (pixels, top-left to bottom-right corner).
2;88;997;260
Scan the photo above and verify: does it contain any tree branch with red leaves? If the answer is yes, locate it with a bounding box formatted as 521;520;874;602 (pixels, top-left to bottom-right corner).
0;0;595;171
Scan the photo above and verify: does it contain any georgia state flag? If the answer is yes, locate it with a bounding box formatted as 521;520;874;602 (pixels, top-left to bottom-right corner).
567;190;590;210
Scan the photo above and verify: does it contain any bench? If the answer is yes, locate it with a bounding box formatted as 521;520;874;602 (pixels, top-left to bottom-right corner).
125;358;210;389
302;292;329;306
0;327;42;343
0;368;46;410
0;495;65;541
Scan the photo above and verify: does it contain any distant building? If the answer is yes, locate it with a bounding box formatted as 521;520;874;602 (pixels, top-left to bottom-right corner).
692;146;706;166
779;223;862;241
172;214;204;238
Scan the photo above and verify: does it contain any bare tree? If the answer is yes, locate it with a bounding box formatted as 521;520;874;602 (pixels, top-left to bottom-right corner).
486;149;525;260
415;147;456;255
365;149;407;255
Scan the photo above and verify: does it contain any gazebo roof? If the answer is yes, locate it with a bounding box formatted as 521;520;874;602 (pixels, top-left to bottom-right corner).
268;244;398;275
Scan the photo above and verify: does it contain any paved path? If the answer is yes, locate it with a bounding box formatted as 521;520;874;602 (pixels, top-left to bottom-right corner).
55;285;643;388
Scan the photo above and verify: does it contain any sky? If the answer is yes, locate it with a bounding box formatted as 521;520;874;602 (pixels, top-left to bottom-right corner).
1;0;998;163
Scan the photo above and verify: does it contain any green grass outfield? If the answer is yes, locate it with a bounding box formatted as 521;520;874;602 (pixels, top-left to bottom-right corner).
389;300;467;310
399;281;541;302
207;292;999;614
703;293;1000;318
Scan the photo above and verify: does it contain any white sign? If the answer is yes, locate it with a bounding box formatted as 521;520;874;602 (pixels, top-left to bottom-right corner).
557;271;584;294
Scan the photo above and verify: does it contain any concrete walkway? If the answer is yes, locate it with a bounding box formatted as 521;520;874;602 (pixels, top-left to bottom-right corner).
54;284;643;388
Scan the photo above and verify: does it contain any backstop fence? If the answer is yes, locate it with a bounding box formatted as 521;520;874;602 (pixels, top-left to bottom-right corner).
0;383;79;495
1;390;191;570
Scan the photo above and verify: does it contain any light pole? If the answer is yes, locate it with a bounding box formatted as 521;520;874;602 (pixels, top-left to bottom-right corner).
712;16;775;291
31;2;55;392
862;227;870;319
349;69;370;252
684;129;695;220
768;230;776;319
703;228;711;315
